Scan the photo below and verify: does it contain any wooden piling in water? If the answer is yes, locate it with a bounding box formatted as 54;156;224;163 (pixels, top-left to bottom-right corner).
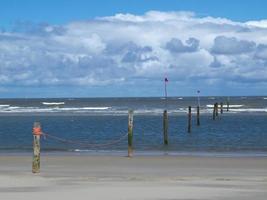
220;102;223;114
227;100;229;112
197;106;200;126
215;103;219;117
163;110;168;145
128;110;134;157
32;122;42;173
188;106;192;133
213;103;216;120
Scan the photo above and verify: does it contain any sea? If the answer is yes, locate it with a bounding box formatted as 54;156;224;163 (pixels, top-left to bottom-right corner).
0;96;267;156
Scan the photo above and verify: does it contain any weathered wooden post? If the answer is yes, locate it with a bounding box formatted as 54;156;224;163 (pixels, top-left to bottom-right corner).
32;122;42;173
197;106;200;126
163;110;168;145
128;110;134;157
188;106;192;133
213;103;216;120
220;102;223;114
215;103;219;117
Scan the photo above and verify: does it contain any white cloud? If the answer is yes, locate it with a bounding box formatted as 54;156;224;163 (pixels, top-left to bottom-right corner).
211;36;256;54
99;11;195;22
0;11;267;96
246;19;267;28
255;44;267;60
165;37;199;53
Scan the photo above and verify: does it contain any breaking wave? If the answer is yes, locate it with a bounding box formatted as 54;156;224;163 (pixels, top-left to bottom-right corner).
206;104;243;108
42;102;65;105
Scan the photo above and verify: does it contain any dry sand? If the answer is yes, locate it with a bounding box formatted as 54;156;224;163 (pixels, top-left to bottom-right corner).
0;154;267;200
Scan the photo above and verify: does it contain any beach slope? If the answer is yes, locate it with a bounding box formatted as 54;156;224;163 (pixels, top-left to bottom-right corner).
0;155;267;200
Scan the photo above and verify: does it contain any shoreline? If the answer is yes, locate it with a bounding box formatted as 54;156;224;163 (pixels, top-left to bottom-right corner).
1;150;267;158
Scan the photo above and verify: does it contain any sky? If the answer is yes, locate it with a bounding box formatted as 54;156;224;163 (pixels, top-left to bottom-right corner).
0;0;267;97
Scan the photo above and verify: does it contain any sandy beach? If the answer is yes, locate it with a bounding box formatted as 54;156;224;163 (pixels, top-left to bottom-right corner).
0;154;266;200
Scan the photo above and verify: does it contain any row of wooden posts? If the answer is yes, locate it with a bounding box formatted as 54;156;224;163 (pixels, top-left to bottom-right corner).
32;101;229;173
130;101;230;157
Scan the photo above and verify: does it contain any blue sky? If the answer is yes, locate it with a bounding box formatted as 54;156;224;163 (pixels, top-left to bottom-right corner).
1;0;267;27
0;0;267;97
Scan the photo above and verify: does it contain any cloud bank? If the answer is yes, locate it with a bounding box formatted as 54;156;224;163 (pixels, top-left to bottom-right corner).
0;11;267;96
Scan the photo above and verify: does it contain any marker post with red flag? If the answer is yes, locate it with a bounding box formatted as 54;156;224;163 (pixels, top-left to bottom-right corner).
164;77;168;109
163;77;169;145
164;77;168;99
197;90;201;107
197;90;201;126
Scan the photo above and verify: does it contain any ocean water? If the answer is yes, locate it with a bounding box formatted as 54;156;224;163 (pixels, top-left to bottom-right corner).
0;96;266;155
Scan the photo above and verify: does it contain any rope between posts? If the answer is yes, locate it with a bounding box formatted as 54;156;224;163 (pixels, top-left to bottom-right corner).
42;132;128;148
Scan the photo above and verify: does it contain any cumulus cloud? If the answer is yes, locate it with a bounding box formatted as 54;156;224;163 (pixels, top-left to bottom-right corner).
246;19;267;28
211;36;256;54
0;11;267;96
255;44;267;60
210;56;223;68
165;37;199;53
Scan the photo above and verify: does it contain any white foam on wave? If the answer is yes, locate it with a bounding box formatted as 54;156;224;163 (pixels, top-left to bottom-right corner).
0;104;10;107
134;109;163;114
0;105;266;114
206;104;243;108
1;107;54;113
74;149;91;152
230;108;267;112
59;107;110;111
263;97;267;100
7;106;21;110
0;106;111;113
42;102;65;105
81;107;110;110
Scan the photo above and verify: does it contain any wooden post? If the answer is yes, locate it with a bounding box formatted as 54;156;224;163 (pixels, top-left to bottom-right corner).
163;110;168;145
32;122;42;173
197;106;200;126
215;103;219;117
227;100;229;112
128;110;134;157
188;106;192;133
220;102;223;114
215;103;216;120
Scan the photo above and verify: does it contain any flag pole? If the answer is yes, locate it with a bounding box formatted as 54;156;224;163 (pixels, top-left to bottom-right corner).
163;77;169;143
164;77;168;109
165;79;167;99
